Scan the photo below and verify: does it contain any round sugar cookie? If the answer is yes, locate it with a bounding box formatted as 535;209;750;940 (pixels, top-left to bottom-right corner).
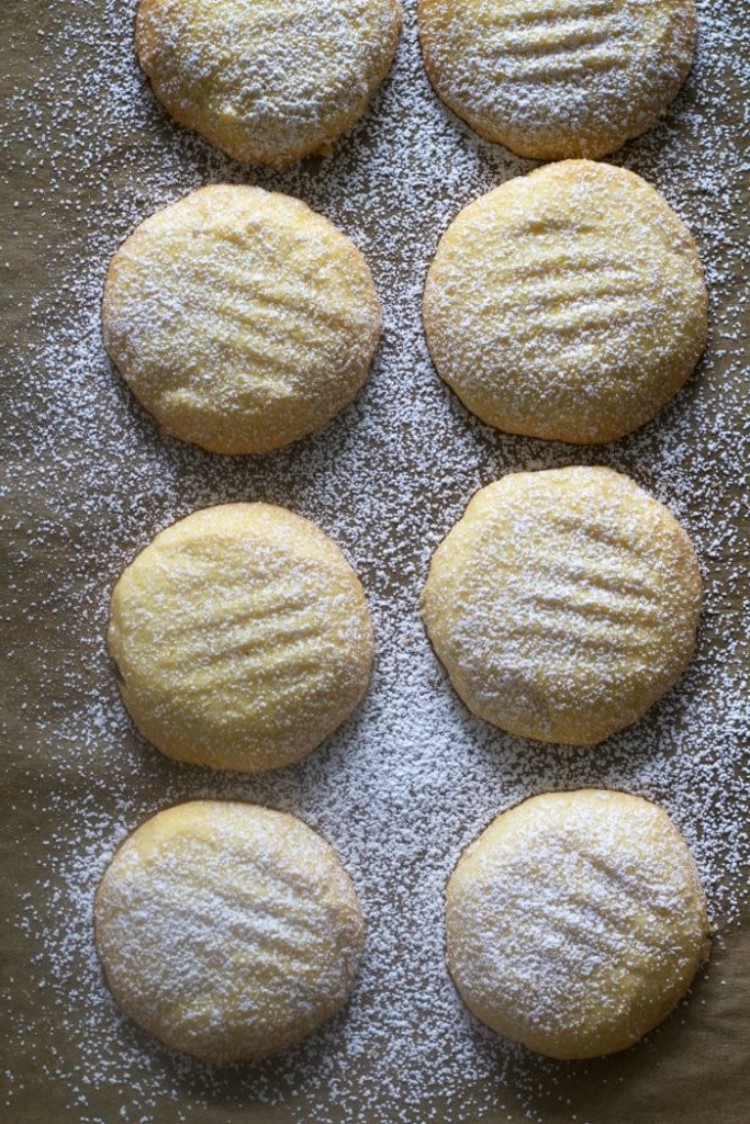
135;0;403;167
421;467;702;745
422;160;708;445
446;789;711;1059
108;503;374;772
95;801;365;1062
102;185;382;455
417;0;696;160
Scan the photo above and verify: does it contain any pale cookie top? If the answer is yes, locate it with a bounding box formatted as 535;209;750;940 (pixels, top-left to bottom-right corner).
421;467;702;745
102;185;382;455
418;0;696;159
423;160;707;445
136;0;403;166
95;801;365;1063
446;789;710;1059
108;503;375;773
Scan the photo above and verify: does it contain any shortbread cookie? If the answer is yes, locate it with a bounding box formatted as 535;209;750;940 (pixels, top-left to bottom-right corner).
446;789;710;1059
102;185;382;455
423;161;707;445
135;0;403;166
108;503;374;772
95;801;365;1062
421;467;701;745
417;0;696;160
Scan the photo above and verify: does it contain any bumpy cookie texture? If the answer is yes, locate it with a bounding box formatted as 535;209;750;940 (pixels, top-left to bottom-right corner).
446;789;711;1060
108;503;374;772
421;467;702;745
423;160;708;445
95;801;365;1063
135;0;403;166
102;185;382;455
417;0;696;160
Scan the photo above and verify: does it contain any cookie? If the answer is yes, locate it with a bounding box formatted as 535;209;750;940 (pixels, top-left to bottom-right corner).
95;801;365;1062
135;0;403;166
422;160;708;445
108;503;374;772
417;0;696;160
421;467;702;745
102;185;382;455
446;789;710;1059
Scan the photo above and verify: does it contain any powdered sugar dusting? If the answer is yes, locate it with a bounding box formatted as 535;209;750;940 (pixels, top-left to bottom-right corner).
2;1;749;1122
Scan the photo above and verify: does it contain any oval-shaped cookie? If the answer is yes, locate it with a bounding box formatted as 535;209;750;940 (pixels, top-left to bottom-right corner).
423;161;707;445
102;185;382;455
136;0;403;166
96;801;365;1062
446;789;710;1059
418;0;696;159
421;467;702;745
108;503;375;772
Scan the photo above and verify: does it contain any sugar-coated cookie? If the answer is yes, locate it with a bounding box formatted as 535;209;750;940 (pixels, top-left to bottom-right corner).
108;503;374;772
446;789;710;1059
102;185;382;455
417;0;696;160
421;467;702;745
95;801;365;1062
136;0;403;166
423;161;707;445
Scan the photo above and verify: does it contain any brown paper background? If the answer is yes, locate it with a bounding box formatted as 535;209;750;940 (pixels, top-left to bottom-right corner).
2;1;748;1122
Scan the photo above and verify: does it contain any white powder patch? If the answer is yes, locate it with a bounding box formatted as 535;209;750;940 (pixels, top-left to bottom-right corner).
2;1;749;1122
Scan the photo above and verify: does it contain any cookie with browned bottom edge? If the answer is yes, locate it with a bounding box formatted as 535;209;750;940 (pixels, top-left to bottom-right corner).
103;185;382;455
423;160;707;445
418;0;696;160
136;0;403;166
96;801;365;1062
446;789;710;1059
421;467;702;745
108;503;374;772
